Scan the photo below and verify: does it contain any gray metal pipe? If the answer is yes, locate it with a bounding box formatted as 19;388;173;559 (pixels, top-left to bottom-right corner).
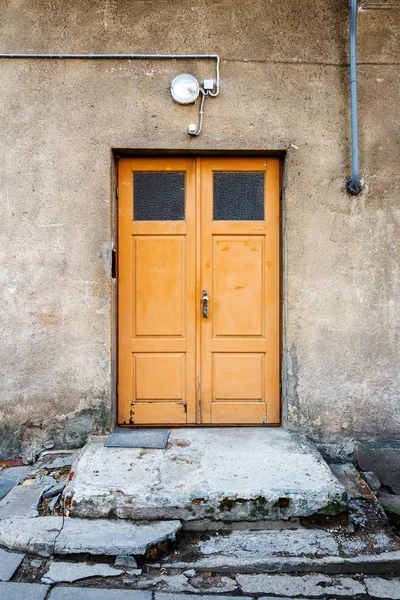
0;52;220;96
348;0;362;194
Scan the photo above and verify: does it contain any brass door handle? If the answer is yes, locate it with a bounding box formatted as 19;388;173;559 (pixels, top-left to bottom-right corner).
202;290;209;318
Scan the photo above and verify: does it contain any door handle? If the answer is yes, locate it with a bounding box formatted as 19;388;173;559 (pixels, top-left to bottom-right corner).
202;290;209;318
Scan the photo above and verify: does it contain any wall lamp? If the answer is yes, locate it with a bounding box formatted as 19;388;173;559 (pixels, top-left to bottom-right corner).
170;73;217;136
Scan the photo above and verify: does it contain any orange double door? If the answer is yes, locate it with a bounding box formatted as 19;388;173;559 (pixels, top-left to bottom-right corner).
118;157;280;426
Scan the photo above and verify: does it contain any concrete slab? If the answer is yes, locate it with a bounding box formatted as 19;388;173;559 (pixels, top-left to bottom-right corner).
42;561;123;583
197;530;340;558
0;466;32;499
155;596;254;600
0;548;24;581
236;573;366;596
49;589;152;600
55;518;181;556
66;429;346;521
0;483;51;519
0;517;63;556
0;466;31;485
0;478;16;500
0;582;49;600
365;576;400;599
163;549;400;576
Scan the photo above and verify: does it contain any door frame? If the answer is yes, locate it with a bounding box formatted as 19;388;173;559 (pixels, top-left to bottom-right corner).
112;152;283;427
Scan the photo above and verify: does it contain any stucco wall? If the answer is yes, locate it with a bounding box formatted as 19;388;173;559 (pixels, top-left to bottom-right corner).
0;0;399;459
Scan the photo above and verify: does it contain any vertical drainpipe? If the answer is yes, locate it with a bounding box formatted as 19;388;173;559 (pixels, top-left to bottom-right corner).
348;0;362;194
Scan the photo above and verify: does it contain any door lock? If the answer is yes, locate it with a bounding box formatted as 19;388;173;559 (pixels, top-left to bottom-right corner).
202;290;209;318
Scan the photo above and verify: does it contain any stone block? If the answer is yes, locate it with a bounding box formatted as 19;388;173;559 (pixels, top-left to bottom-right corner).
0;467;31;485
198;529;339;559
49;589;152;599
0;484;51;519
236;573;366;596
0;517;63;556
42;561;123;583
115;555;138;568
54;518;181;556
356;444;400;494
0;478;15;500
365;576;400;599
0;582;49;600
0;548;24;581
156;596;254;600
361;471;381;492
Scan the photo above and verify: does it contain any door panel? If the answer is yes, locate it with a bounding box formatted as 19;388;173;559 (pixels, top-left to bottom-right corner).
213;237;264;337
199;158;280;424
118;157;280;425
118;158;196;425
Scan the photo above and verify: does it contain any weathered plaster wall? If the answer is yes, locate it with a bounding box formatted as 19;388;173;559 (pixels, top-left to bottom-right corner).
0;0;399;459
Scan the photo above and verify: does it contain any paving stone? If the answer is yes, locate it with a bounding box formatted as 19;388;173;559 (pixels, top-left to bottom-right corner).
164;548;400;574
35;474;56;487
0;484;51;519
43;477;68;499
236;573;366;596
198;529;339;558
155;595;254;600
42;561;123;583
0;548;24;581
39;456;74;470
0;467;31;485
0;478;16;500
0;582;49;600
49;589;151;600
54;518;181;556
115;555;138;568
0;467;32;499
365;577;400;599
138;573;238;594
0;517;63;556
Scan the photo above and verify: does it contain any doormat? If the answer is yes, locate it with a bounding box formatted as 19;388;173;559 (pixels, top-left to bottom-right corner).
104;428;170;449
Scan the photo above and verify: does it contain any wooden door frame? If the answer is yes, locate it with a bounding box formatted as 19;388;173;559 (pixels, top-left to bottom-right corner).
111;152;284;428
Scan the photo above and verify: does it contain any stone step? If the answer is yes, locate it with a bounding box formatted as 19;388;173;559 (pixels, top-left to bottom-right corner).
0;517;181;557
162;528;400;575
65;428;347;522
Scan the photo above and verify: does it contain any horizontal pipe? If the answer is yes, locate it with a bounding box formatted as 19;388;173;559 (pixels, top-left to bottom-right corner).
0;52;220;96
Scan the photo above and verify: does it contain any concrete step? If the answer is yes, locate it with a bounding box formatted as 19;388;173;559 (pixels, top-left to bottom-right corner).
0;516;181;557
162;528;400;575
65;428;347;522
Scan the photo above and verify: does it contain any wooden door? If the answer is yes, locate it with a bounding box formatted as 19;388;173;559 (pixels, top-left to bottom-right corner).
118;157;280;425
118;158;196;425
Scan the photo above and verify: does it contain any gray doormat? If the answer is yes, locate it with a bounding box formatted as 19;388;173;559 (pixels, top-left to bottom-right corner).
104;428;170;449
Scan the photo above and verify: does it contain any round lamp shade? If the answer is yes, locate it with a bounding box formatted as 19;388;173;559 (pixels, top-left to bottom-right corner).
170;74;200;105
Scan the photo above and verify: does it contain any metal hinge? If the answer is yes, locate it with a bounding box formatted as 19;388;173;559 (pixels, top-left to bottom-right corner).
116;188;119;200
111;248;116;279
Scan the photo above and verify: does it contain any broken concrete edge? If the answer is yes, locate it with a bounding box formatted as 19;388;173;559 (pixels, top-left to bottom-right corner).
65;487;348;522
0;517;182;559
162;549;400;576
